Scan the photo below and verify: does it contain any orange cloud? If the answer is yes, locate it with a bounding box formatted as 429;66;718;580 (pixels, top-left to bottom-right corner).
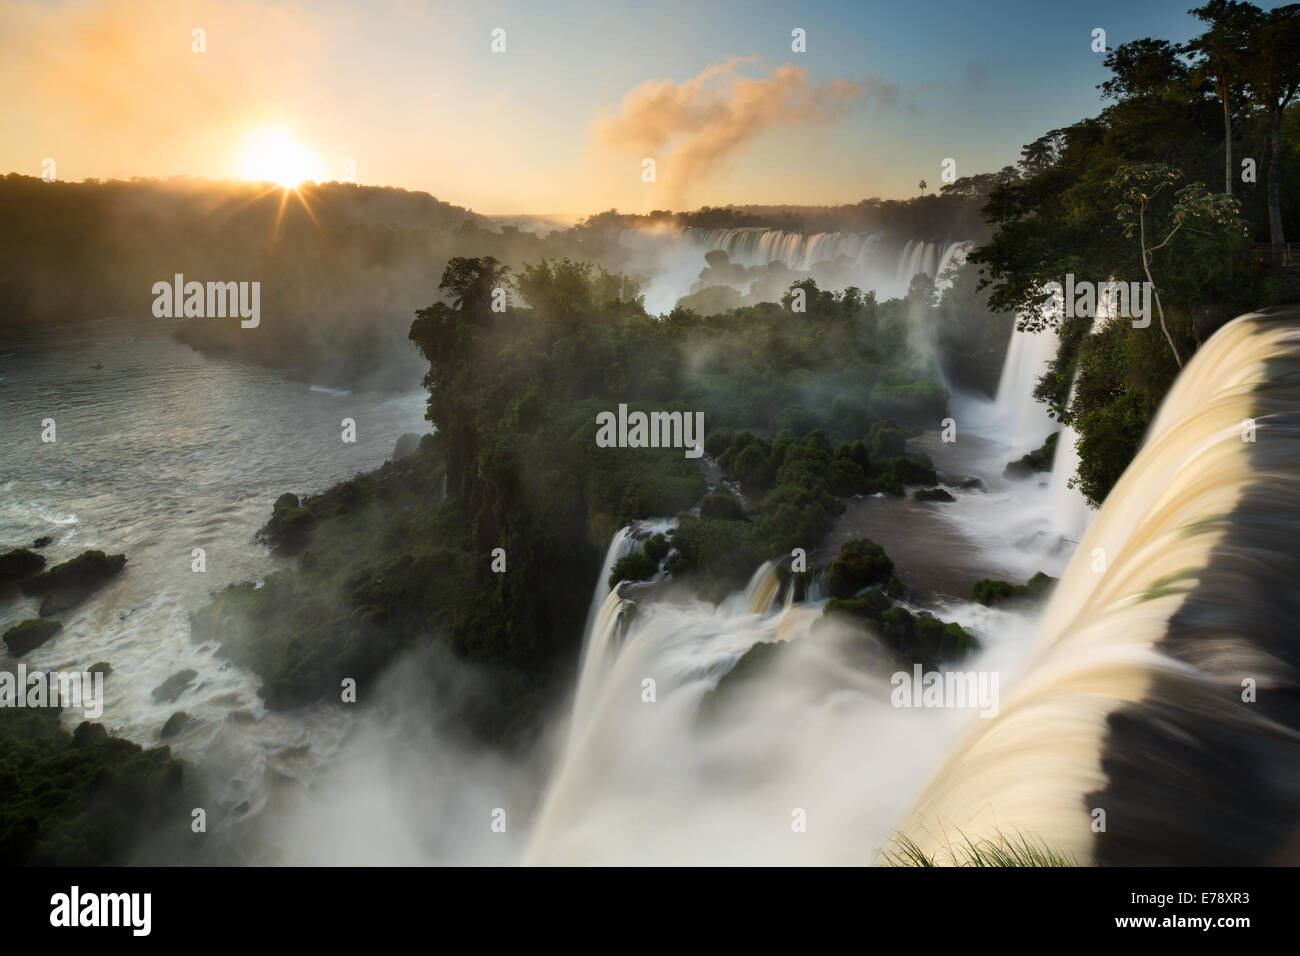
593;59;899;206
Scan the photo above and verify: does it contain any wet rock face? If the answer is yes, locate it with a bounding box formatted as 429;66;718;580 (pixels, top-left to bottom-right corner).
392;432;424;461
912;487;956;503
160;712;189;739
3;618;63;657
152;669;198;704
19;550;127;616
0;548;46;587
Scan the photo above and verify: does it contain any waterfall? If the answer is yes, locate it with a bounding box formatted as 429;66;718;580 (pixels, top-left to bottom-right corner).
1044;314;1102;542
740;559;781;615
567;527;637;734
524;573;836;864
1043;419;1091;542
690;227;886;273
625;227;973;304
890;308;1300;865
991;321;1059;452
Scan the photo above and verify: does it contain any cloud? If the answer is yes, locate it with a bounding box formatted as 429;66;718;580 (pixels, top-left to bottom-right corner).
592;59;903;206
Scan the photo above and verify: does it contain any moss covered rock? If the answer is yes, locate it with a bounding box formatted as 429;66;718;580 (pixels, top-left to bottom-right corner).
0;549;46;587
2;619;63;657
1004;432;1059;480
826;538;894;599
972;572;1057;606
913;487;956;502
20;550;126;615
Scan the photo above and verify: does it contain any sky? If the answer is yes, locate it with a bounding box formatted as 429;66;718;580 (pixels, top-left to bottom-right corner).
0;0;1273;215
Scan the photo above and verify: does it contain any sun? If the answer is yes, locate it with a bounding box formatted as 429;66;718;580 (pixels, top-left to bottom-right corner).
236;127;323;188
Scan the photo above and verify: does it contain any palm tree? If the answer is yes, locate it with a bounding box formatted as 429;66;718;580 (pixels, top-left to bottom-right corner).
918;179;927;197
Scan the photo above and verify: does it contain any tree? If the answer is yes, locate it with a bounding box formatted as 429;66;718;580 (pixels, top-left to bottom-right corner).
1188;1;1258;196
1239;3;1300;246
436;255;509;314
1111;163;1246;368
1098;38;1190;101
918;179;927;197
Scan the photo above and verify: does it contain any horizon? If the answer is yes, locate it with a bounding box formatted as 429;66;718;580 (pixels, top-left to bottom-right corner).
2;0;1278;216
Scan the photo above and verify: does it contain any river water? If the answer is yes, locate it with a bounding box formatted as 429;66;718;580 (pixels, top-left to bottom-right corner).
0;316;426;843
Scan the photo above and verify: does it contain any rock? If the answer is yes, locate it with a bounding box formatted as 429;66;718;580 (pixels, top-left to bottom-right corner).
88;661;112;675
32;536;53;549
160;712;189;739
972;571;1058;606
391;432;423;461
1004;433;1059;481
3;618;63;657
21;550;127;615
0;548;46;587
151;668;198;704
913;487;956;503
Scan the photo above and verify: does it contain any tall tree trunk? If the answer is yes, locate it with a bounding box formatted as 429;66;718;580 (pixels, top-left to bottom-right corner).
1223;90;1233;196
1269;105;1286;247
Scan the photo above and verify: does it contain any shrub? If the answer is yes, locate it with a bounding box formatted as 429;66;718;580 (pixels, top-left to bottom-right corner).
609;551;660;589
700;492;746;521
826;538;894;598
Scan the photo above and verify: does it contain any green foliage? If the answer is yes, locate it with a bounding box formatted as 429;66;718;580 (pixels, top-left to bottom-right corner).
972;572;1058;606
609;551;660;589
703;428;735;458
0;710;186;865
970;19;1294;506
700;492;746;521
732;442;775;487
883;831;1076;867
665;515;767;603
826;538;894;598
867;420;907;462
644;533;670;563
884;456;938;487
1004;432;1060;479
821;587;979;668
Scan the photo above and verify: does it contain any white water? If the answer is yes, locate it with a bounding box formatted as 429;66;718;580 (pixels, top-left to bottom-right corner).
0;317;428;830
525;539;1040;864
618;226;974;314
989;322;1059;452
894;311;1300;864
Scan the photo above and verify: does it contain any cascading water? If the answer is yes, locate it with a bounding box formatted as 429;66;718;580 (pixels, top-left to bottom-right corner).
1044;309;1104;543
990;321;1059;452
690;227;886;273
617;226;973;312
525;529;1033;864
890;307;1300;865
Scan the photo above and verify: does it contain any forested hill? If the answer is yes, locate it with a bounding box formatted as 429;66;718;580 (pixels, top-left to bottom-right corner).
0;175;482;328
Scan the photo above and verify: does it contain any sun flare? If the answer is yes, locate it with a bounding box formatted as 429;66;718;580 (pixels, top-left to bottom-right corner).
236;127;323;188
